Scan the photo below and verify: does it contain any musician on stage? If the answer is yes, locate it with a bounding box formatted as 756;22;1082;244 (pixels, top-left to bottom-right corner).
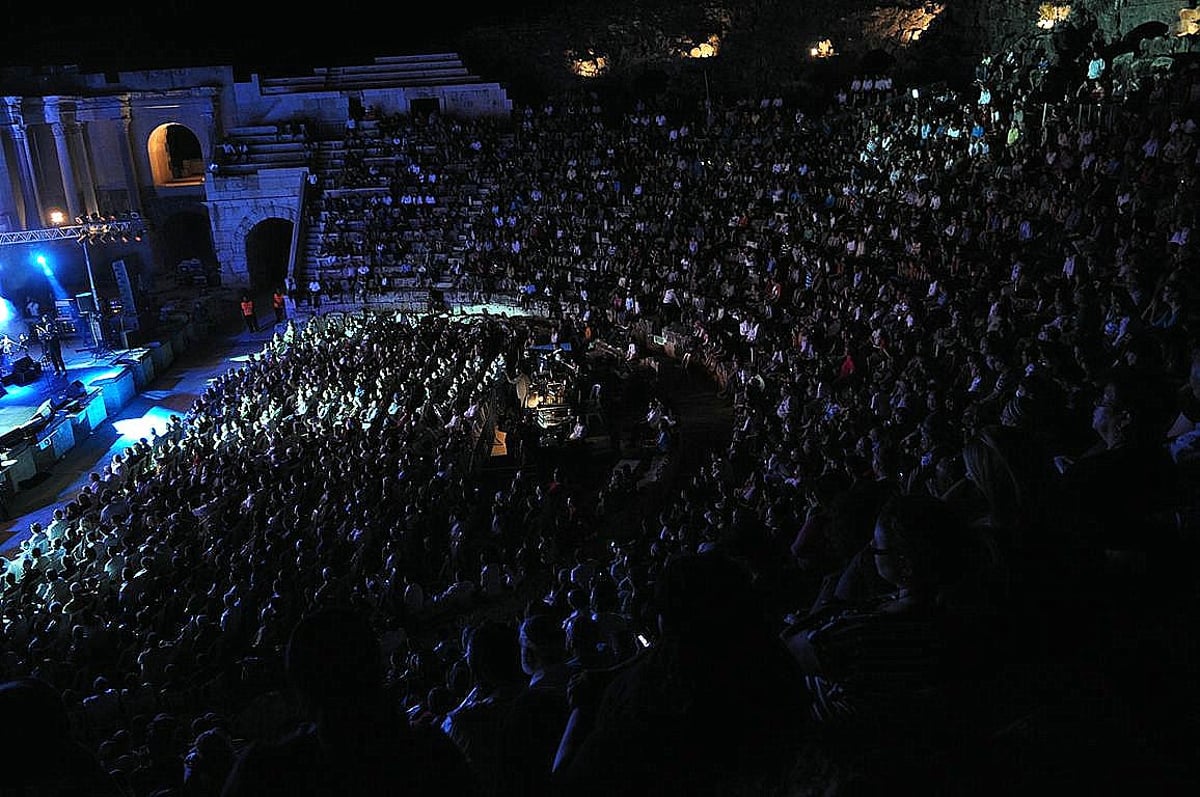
38;315;67;376
0;334;13;374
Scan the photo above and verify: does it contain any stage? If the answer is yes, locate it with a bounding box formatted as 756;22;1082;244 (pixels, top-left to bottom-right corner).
0;288;236;526
0;339;139;494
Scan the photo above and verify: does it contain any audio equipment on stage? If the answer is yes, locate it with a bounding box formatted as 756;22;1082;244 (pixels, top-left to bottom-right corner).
10;355;40;386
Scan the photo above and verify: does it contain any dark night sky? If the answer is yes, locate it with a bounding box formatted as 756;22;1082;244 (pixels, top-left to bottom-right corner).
2;2;561;74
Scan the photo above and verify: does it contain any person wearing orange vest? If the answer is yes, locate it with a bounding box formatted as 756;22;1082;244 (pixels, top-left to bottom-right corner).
240;295;258;332
272;288;287;324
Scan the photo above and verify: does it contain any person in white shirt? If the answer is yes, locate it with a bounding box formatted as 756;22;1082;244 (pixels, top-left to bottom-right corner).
1;554;23;583
645;399;666;429
739;315;760;344
44;508;69;545
21;522;49;556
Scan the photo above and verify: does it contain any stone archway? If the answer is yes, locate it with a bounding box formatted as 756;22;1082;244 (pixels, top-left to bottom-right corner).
245;218;293;293
210;201;300;289
147;123;206;186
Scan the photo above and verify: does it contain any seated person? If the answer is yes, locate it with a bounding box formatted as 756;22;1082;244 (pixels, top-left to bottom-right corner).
644;398;668;428
223;607;475;796
1058;366;1182;557
1166;346;1200;467
554;552;810;796
441;621;527;794
0;677;125;795
783;494;1008;775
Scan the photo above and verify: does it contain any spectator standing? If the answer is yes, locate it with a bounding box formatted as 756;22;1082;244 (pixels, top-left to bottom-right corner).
240;295;258;332
272;287;287;324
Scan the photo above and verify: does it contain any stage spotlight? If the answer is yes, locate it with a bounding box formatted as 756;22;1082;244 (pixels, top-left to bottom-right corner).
75;215;86;225
36;255;52;277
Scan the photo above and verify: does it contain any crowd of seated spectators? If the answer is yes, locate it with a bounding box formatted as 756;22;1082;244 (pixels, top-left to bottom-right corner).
3;25;1200;796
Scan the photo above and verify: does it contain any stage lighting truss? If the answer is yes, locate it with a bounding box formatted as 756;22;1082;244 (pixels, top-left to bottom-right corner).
75;212;147;245
0;212;148;248
0;216;147;247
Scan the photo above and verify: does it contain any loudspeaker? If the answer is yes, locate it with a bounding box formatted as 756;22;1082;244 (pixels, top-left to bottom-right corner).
11;356;39;386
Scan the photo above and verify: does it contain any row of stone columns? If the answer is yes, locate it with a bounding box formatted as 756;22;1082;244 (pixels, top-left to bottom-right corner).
3;95;142;231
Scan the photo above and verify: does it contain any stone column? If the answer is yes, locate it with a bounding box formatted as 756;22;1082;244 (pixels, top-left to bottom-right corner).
68;121;99;216
5;97;42;229
49;121;81;219
119;99;143;214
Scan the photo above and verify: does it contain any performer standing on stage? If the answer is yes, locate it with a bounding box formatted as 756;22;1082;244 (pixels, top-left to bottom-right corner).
39;315;67;376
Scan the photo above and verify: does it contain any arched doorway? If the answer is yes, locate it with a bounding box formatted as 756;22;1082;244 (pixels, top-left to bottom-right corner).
245;218;293;293
147;123;206;186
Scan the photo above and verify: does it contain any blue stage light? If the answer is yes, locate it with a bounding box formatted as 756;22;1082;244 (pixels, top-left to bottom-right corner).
36;254;52;277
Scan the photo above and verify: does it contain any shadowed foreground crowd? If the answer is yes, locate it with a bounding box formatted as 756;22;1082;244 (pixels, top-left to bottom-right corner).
3;35;1200;797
